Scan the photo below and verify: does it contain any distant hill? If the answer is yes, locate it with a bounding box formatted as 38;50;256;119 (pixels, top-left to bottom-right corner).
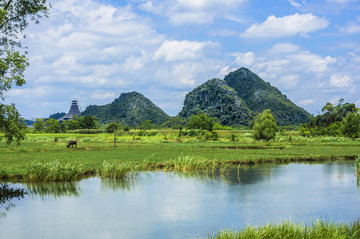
81;91;169;125
178;78;252;125
48;112;66;120
224;67;311;125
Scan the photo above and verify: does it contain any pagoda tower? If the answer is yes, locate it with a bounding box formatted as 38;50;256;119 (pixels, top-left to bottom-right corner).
60;100;81;122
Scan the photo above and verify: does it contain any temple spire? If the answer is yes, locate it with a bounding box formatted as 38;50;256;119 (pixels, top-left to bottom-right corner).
60;100;81;122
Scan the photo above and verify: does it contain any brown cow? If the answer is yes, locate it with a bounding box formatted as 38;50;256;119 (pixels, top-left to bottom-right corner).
67;140;77;148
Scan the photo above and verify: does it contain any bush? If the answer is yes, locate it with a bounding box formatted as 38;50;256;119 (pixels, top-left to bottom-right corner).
342;112;360;138
253;109;278;141
188;113;215;131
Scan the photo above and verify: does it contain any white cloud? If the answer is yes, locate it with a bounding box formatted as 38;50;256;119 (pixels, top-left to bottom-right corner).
288;0;302;8
240;13;329;38
137;0;248;25
92;93;117;100
299;99;315;106
340;18;360;34
154;40;215;61
329;74;352;88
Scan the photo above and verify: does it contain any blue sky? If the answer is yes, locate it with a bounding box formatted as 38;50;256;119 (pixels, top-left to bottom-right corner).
5;0;360;119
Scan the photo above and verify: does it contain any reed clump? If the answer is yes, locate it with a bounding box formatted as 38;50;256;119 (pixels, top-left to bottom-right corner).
163;155;229;174
98;161;140;179
24;160;82;182
208;220;360;239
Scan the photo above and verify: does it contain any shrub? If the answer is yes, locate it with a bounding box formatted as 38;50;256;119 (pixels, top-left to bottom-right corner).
253;109;278;141
342;112;360;138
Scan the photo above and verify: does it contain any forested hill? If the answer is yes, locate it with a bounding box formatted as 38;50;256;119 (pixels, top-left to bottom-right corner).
81;92;169;125
178;78;252;125
224;67;311;125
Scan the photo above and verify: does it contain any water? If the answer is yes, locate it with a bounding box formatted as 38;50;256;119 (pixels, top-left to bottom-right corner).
1;161;360;238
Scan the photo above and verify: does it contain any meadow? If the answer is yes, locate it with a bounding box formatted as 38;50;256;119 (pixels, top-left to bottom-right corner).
1;129;360;181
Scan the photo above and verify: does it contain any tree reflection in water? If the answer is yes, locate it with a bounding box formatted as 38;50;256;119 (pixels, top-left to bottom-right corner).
26;182;80;198
0;183;27;217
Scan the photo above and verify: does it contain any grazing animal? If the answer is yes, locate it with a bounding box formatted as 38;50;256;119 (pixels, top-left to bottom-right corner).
67;140;77;148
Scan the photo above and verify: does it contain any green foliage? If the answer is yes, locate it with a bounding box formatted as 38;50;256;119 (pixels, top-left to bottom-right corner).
188;113;215;131
33;118;45;132
140;120;153;130
341;112;360;138
300;99;359;137
179;78;252;126
44;118;61;133
79;115;98;129
48;112;65;120
224;67;311;126
253;109;278;141
0;103;27;144
0;0;50;144
208;220;360;239
106;122;120;133
162;116;188;129
81;92;169;126
24;160;82;182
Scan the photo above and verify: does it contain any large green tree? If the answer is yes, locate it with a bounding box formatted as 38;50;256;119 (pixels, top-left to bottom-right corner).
0;0;50;144
253;109;278;141
188;113;215;131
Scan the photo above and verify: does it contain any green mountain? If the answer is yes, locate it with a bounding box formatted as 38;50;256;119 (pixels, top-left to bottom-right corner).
82;92;169;126
178;78;252;125
224;67;311;125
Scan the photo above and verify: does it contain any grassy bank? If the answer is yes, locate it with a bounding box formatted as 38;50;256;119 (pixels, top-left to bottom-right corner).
1;130;360;181
207;220;360;239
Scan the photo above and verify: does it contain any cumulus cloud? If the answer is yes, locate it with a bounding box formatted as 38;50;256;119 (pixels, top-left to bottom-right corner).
154;40;216;61
10;0;224;118
329;74;352;88
137;0;248;25
240;13;329;38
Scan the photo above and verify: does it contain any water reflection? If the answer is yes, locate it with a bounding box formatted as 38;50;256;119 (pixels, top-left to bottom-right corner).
0;183;26;217
26;181;80;198
101;177;139;191
174;164;276;185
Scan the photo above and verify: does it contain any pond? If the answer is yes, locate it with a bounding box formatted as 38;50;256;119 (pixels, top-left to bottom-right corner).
1;161;360;238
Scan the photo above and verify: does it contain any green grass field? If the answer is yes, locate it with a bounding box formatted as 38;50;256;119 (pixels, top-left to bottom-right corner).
1;130;360;180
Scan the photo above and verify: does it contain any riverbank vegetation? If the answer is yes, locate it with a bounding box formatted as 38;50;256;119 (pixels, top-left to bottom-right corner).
208;220;360;239
1;128;360;182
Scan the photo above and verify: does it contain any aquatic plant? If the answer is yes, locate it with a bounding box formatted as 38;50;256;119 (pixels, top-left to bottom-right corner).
98;161;140;179
24;160;82;182
208;220;360;239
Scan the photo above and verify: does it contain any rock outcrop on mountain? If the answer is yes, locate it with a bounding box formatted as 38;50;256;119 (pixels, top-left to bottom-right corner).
178;78;252;125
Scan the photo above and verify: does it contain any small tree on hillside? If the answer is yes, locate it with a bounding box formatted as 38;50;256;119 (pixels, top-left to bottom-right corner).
188;113;215;131
106;122;120;133
253;109;278;141
341;112;360;138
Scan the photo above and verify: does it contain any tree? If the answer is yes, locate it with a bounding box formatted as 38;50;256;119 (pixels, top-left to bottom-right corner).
341;112;360;138
253;109;278;141
188;113;215;131
0;0;50;144
66;117;80;130
140;120;153;130
106;122;120;133
44;118;60;133
78;115;98;129
33;118;45;132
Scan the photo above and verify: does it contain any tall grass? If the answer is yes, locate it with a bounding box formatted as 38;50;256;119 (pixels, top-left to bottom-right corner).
24;160;82;182
208;220;360;239
98;155;231;180
98;161;140;179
